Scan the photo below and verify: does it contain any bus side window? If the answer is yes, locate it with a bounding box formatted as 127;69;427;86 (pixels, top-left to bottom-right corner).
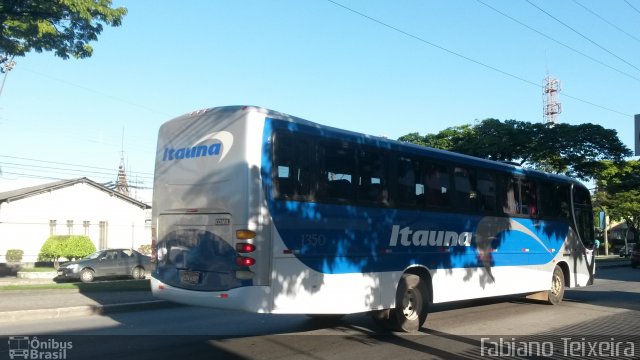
539;183;570;220
503;177;520;215
317;141;355;202
273;134;313;200
521;180;538;217
453;167;477;212
425;163;450;208
357;149;387;205
476;170;497;213
395;156;422;207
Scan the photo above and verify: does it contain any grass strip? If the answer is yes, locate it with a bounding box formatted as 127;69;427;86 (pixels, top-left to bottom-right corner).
17;267;57;273
0;279;151;292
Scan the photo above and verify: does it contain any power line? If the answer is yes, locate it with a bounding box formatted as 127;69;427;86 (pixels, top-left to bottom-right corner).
0;171;152;190
325;0;541;87
21;67;172;117
624;0;640;15
572;0;640;44
475;0;640;83
0;155;154;177
324;0;632;118
0;171;69;182
525;0;640;73
0;161;153;180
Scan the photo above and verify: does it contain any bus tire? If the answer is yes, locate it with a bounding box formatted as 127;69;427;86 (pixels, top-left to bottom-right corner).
391;273;429;332
547;266;565;305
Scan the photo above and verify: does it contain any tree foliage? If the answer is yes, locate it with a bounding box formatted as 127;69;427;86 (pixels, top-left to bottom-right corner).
594;160;640;242
0;0;127;60
398;119;630;180
38;235;96;267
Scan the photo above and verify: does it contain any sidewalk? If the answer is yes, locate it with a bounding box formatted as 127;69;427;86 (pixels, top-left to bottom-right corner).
0;277;177;323
594;254;631;268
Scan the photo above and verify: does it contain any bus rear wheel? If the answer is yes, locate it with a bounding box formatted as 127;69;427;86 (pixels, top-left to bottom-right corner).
390;273;429;332
547;266;565;305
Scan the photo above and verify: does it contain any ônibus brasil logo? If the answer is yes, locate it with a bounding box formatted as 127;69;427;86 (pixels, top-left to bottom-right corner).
8;336;73;359
162;131;234;162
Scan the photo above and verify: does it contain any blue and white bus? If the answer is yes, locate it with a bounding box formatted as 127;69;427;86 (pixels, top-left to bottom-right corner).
151;106;595;332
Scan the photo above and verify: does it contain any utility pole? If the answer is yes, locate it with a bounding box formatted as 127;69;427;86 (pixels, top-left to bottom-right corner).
604;214;609;256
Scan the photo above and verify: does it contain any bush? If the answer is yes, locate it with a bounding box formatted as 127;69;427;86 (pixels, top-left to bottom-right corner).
63;235;96;260
38;235;96;267
38;236;64;263
6;249;23;263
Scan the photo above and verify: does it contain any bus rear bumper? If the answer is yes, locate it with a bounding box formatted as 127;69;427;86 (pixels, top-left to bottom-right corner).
150;276;272;313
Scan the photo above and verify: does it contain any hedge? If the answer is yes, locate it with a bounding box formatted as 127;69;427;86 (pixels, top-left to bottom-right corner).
6;249;23;263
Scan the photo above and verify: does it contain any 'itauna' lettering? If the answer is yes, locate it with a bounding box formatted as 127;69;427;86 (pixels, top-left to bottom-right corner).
389;225;473;247
162;143;221;161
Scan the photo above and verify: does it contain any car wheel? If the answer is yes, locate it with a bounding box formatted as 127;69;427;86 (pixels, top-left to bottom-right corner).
547;266;565;305
80;268;95;283
132;266;145;280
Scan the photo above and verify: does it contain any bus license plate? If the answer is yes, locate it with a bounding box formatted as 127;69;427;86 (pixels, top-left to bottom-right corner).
180;270;200;285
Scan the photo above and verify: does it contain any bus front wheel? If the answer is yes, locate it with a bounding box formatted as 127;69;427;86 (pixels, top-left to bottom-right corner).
547;266;565;305
390;273;429;332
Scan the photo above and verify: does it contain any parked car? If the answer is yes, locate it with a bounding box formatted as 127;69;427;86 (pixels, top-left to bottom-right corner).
619;243;636;258
56;249;151;283
631;243;640;268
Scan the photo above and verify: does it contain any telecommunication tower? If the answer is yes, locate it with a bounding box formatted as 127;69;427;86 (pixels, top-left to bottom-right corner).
114;156;130;196
114;129;130;196
543;76;562;124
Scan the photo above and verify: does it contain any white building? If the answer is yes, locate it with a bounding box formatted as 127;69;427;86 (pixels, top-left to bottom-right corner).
0;177;151;263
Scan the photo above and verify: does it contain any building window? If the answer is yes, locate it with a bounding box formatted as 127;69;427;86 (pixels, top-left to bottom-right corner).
99;221;108;250
49;220;57;236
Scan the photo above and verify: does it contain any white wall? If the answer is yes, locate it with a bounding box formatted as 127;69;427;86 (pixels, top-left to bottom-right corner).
0;182;150;263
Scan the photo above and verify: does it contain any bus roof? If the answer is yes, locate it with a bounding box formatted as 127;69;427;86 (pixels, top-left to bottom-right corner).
168;105;585;188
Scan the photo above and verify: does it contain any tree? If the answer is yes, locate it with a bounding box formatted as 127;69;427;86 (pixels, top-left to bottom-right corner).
398;119;630;180
0;0;127;62
38;235;96;267
594;160;640;243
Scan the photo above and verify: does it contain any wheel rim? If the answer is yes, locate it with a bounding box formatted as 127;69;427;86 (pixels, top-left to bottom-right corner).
133;268;141;278
82;271;92;282
551;273;562;296
402;289;420;320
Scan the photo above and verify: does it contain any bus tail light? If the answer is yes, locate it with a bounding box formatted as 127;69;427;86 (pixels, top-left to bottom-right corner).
236;229;256;240
236;256;256;267
236;243;256;253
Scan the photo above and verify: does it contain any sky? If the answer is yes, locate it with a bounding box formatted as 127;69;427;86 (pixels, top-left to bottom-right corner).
0;0;639;201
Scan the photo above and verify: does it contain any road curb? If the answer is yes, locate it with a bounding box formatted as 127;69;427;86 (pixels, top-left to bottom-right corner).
0;300;181;323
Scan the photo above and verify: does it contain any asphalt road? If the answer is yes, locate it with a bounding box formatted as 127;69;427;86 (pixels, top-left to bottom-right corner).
1;266;638;360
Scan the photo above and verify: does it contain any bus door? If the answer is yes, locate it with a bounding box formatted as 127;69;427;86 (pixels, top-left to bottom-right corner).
571;185;595;285
155;212;242;291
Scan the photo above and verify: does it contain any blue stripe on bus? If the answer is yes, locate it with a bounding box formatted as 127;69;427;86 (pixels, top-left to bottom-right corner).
261;118;571;275
266;199;568;274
